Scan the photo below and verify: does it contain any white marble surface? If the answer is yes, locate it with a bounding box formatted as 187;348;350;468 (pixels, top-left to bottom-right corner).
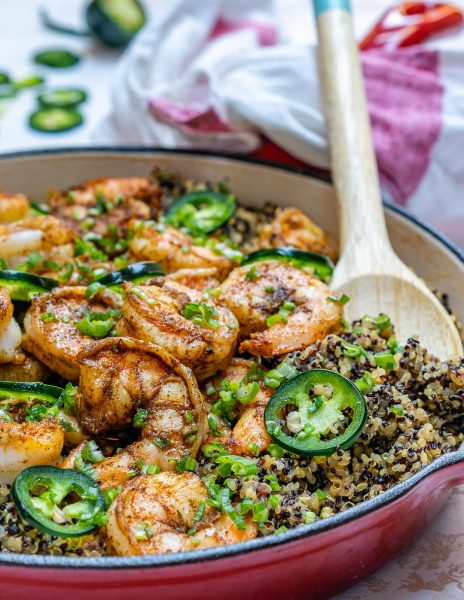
336;487;464;600
0;1;463;598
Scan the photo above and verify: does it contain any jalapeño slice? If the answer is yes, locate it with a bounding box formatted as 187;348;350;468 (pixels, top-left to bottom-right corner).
29;201;51;216
33;49;81;68
264;369;367;456
0;270;58;301
242;247;334;281
29;108;83;133
38;88;88;109
165;191;236;234
96;261;164;291
12;466;106;537
0;381;63;405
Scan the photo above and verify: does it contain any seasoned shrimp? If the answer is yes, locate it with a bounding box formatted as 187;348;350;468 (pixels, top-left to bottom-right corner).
206;359;272;456
61;443;136;491
127;220;232;278
76;337;207;472
105;472;257;556
118;281;239;380
0;289;22;363
0;192;30;223
219;260;342;357
22;286;121;380
259;207;336;259
49;177;161;241
0;419;64;484
0;352;50;383
0;215;74;268
165;267;220;291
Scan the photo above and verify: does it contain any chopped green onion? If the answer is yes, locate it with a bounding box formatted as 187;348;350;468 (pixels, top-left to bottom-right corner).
193;501;206;523
136;460;161;476
341;339;368;359
133;408;148;428
74;238;108;261
81;441;104;463
208;415;222;437
264;474;281;491
374;351;395;371
41;311;57;323
305;511;317;524
152;436;170;449
245;266;261;282
354;372;374;394
181;302;219;329
25;403;58;423
132;522;153;541
174;456;197;473
61;382;77;416
266;301;296;328
387;338;404;354
214;454;258;477
267;444;285;458
217;487;246;530
364;313;391;331
264;361;299;389
76;315;114;339
85;281;104;299
252;501;269;524
103;485;123;508
315;489;327;501
328;294;350;305
201;441;227;457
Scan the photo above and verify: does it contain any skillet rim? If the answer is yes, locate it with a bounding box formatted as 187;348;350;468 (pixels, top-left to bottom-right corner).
0;146;462;570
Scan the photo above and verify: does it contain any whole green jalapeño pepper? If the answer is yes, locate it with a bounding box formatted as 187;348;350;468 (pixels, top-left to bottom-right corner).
12;466;106;537
165;191;236;235
264;369;367;456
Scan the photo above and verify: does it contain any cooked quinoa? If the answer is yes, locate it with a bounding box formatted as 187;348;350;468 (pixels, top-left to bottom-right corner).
1;171;463;557
2;317;462;555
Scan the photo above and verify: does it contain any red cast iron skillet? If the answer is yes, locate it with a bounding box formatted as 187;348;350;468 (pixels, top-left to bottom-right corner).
0;148;463;600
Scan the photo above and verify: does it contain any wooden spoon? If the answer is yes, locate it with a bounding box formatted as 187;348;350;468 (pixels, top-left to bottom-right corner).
312;0;462;358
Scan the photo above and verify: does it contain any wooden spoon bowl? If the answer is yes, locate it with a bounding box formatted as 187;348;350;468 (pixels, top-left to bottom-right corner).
314;0;462;359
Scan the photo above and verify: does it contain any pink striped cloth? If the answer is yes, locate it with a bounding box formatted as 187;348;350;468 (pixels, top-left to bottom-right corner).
94;0;464;248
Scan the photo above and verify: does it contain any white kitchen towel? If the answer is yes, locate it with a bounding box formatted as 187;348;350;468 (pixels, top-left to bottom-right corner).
94;0;464;246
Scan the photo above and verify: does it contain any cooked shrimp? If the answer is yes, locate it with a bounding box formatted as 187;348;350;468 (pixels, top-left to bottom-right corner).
105;472;257;556
22;286;121;380
0;352;51;383
76;337;207;472
0;215;74;268
127;220;232;278
219;260;342;357
0;192;30;223
0;289;22;364
0;419;64;484
206;359;272;456
259;207;336;259
49;177;161;240
165;267;220;291
118;281;238;380
61;442;135;491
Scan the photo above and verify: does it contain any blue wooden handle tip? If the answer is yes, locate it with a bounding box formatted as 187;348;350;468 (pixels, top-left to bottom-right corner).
313;0;351;17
